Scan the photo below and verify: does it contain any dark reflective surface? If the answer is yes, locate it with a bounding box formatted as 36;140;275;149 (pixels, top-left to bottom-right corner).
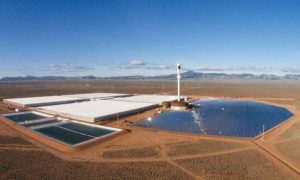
5;113;46;123
135;99;293;138
58;122;115;137
35;126;93;145
34;122;117;145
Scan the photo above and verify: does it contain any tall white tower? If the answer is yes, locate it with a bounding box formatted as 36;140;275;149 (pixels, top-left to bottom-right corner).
176;63;181;101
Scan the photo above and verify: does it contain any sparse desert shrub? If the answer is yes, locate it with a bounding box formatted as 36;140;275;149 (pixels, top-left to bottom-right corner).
0;136;32;145
278;120;300;141
0;150;192;180
176;150;290;180
103;146;160;159
276;138;300;167
166;140;246;157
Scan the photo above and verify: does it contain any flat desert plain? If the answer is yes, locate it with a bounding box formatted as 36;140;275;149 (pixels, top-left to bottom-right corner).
1;80;300;179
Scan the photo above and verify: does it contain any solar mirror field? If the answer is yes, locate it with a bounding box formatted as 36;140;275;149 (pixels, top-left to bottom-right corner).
135;99;293;138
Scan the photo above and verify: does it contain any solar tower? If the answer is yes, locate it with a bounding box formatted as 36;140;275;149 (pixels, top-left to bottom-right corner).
177;63;181;101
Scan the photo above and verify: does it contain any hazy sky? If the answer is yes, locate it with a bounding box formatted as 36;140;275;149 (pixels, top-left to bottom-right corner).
1;0;300;77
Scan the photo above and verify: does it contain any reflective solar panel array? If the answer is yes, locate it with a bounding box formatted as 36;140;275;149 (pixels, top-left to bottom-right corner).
135;99;293;138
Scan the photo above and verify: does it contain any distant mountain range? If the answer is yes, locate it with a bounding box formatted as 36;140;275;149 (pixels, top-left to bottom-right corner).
1;71;300;82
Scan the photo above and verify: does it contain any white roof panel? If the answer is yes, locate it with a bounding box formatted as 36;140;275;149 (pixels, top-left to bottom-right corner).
62;93;129;99
112;95;181;104
3;96;86;107
37;100;158;122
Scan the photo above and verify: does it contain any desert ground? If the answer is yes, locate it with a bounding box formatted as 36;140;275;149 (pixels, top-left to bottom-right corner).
1;79;300;179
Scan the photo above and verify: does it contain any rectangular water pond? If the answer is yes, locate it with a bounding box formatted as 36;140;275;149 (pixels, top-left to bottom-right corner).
32;121;120;146
1;111;122;147
34;126;94;145
4;112;48;123
58;122;116;137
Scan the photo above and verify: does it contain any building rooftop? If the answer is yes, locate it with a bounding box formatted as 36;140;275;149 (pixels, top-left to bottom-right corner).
36;100;158;122
112;95;184;105
3;96;86;107
62;93;130;100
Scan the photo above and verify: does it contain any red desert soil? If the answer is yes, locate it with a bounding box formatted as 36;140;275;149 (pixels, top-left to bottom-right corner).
176;149;290;180
1;80;300;179
0;150;193;180
165;140;247;157
275;138;300;167
102;146;161;159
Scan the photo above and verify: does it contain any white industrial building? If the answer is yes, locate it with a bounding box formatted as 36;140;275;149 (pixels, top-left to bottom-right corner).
3;93;186;123
36;100;158;123
62;93;130;100
3;93;130;107
112;95;182;105
3;96;86;107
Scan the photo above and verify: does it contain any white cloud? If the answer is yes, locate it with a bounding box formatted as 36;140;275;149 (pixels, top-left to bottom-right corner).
130;60;146;66
45;63;94;72
118;60;176;71
187;66;274;73
280;67;300;74
119;60;147;69
147;64;174;70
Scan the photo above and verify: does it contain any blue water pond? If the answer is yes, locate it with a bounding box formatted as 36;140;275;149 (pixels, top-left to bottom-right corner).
135;99;293;138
